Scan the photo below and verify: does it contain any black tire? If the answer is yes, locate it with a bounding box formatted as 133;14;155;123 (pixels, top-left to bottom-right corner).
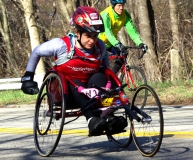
119;65;147;107
130;85;163;157
34;72;66;157
36;93;53;136
107;108;132;148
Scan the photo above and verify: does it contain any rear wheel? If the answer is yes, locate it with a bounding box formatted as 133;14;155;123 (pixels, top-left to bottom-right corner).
131;85;163;157
34;72;66;157
107;108;132;148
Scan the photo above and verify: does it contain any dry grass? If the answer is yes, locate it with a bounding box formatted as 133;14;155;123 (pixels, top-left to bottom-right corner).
151;81;193;105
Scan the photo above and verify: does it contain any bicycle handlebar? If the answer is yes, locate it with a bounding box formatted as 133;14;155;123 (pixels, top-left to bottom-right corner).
120;46;146;59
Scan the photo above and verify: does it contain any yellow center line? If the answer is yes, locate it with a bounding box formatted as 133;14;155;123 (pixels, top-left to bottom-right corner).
0;128;193;138
0;128;33;134
163;131;193;138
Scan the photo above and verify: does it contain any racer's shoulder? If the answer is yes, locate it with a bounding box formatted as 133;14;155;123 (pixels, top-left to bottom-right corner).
48;37;65;43
37;37;68;52
49;37;68;46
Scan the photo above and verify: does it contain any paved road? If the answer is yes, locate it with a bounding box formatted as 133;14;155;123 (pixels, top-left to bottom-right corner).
0;104;193;160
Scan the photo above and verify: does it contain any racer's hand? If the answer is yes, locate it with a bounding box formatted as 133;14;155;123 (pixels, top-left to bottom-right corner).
139;43;148;53
21;71;39;95
114;42;127;54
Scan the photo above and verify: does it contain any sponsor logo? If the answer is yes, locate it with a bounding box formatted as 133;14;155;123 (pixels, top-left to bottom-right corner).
67;66;96;73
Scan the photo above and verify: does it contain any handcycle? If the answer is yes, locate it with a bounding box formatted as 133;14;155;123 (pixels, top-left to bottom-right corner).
108;46;147;102
33;67;164;157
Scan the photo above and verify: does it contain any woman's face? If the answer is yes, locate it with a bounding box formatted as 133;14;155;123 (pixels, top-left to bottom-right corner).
114;4;125;15
76;32;99;49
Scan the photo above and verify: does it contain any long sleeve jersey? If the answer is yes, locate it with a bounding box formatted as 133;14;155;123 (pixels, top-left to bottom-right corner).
98;6;142;48
26;37;109;73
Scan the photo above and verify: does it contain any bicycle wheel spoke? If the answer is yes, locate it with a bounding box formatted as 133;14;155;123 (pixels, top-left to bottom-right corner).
34;73;66;157
107;108;132;148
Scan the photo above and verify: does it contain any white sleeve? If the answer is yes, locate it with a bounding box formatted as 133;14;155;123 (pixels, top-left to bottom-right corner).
26;38;68;72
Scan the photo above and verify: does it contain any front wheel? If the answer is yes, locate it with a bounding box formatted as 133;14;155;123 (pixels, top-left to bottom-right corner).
130;85;163;157
34;72;66;157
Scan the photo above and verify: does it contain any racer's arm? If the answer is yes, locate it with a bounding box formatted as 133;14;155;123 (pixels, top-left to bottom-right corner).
124;10;143;46
98;39;110;68
100;11;119;46
21;38;68;95
26;38;68;72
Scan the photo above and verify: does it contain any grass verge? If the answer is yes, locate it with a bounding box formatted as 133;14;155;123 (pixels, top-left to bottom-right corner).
0;80;193;106
149;80;193;105
0;90;37;107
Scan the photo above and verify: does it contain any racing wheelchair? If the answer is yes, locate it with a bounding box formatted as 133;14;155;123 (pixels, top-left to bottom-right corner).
33;67;163;157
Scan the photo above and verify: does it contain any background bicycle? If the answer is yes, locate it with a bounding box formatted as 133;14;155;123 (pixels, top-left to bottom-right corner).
108;46;147;104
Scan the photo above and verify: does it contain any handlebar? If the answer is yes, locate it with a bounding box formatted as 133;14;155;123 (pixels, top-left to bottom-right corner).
120;46;146;59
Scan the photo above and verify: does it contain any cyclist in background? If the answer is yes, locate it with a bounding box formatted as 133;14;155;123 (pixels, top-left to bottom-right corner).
21;6;127;136
98;0;148;73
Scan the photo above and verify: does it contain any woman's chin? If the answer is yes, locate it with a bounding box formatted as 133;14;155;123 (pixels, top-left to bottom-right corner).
85;45;94;49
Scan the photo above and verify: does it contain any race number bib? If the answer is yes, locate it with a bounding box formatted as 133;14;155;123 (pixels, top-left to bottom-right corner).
81;88;99;98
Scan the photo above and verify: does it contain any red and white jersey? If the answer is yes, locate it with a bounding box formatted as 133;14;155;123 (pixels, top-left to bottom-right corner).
54;36;103;81
25;34;109;82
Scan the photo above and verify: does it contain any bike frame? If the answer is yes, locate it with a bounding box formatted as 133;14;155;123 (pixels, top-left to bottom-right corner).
108;49;139;90
44;67;143;122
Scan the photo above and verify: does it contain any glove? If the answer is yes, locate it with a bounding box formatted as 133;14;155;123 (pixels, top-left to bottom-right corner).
21;71;39;95
114;42;127;54
139;43;148;53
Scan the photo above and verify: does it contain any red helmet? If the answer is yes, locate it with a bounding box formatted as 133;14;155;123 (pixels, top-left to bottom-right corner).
70;6;104;33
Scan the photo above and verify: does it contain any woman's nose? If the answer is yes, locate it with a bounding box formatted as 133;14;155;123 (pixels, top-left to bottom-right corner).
89;38;95;43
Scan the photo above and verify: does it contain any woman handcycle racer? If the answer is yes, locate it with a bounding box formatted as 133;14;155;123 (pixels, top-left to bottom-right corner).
21;6;127;137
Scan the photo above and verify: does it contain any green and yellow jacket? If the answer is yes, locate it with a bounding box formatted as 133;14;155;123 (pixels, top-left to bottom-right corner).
98;6;142;49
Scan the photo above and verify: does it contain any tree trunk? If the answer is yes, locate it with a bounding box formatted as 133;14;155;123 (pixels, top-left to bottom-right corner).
0;0;19;77
57;0;76;23
169;0;180;81
137;0;161;82
21;0;45;74
128;0;134;20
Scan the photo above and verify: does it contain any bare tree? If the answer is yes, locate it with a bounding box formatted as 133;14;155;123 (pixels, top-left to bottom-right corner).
128;0;135;20
20;0;45;74
137;0;161;82
169;0;180;81
57;0;76;23
0;0;19;77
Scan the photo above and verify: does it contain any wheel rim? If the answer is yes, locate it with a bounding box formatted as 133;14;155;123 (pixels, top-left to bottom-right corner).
131;85;163;157
34;73;66;157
